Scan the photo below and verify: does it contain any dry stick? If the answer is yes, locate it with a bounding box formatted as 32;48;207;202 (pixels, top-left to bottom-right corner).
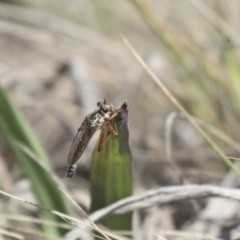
0;189;125;240
59;188;112;240
1;185;240;239
111;230;222;240
0;190;114;240
168;113;240;159
168;112;240;153
0;224;60;240
89;184;240;222
0;214;71;229
165;112;186;183
228;157;240;161
165;113;240;239
165;111;240;171
155;231;222;240
63;184;239;240
165;112;231;179
165;111;201;214
0;190;83;227
0;228;24;240
121;35;240;176
190;116;240;152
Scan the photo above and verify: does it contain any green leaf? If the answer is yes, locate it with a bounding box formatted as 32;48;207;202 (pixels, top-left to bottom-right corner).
0;87;73;239
90;102;133;232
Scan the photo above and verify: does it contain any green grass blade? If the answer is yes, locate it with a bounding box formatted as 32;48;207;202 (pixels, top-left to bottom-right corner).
225;49;240;113
0;87;73;238
90;103;132;232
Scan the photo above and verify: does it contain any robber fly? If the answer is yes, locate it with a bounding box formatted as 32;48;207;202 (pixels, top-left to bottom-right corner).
66;100;125;178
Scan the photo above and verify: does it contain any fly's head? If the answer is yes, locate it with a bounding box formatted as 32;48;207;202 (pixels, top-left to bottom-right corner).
97;100;115;116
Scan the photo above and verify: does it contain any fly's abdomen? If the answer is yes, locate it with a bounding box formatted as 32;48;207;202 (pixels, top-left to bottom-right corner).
66;165;77;178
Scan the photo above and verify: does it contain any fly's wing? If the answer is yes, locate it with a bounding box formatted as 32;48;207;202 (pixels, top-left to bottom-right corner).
66;117;98;178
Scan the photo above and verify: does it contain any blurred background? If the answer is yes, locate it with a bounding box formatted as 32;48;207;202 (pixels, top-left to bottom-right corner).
1;0;240;239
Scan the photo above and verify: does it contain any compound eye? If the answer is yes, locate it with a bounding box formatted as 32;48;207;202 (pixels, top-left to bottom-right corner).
97;102;102;107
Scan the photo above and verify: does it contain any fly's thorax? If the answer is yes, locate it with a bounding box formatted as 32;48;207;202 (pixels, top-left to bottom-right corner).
89;111;111;127
89;113;104;127
89;101;115;127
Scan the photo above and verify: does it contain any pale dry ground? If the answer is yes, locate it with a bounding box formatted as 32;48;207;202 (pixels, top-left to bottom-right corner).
1;1;240;239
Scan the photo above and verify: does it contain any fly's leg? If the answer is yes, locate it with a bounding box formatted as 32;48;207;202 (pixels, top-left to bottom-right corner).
98;129;111;152
106;123;118;136
109;112;118;121
97;123;118;152
109;108;127;123
113;123;118;135
97;129;105;152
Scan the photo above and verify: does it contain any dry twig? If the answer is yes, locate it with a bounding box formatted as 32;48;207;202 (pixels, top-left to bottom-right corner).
65;184;240;239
